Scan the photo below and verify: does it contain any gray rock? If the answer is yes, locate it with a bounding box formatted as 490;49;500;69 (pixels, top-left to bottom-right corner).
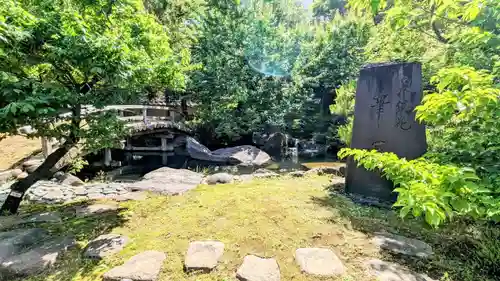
236;255;280;281
18;125;34;134
184;241;224;272
305;166;345;177
252;169;279;179
75;204;119;217
84;234;129;260
186;137;236;164
60;174;85;186
295;248;345;276
128;167;203;195
0;216;24;231
204;173;234;185
72;187;88;196
0;228;48;262
372;232;433;258
23;159;43;168
10;169;23;178
102;251;166;281
42;188;65;202
212;146;271;167
0;170;13;184
288;171;306;177
23;212;62;224
107;192;147;202
0;236;75;277
16;172;28;180
53;171;65;180
366;259;436;281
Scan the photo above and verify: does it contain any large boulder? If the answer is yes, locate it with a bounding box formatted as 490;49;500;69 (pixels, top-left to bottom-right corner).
262;132;287;160
186;137;237;164
128;167;203;195
59;174;85;186
212;146;271;167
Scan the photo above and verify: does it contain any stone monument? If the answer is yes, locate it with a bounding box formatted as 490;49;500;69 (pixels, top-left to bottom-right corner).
346;62;427;202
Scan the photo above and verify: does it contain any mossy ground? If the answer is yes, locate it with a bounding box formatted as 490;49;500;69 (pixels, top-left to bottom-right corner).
8;176;500;281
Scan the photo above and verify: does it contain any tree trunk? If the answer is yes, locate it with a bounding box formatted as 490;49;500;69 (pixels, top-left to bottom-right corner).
0;142;74;215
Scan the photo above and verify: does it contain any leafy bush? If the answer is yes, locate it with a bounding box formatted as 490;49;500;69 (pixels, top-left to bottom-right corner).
329;81;355;146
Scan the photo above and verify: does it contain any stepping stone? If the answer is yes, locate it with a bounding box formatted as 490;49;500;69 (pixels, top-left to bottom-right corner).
204;173;234;185
236;255;280;281
288;171;306;177
103;251;166;281
366;259;436;281
295;248;345;276
184;240;224;272
0;228;48;261
84;234;129;260
372;232;433;258
23;211;62;224
0;236;75;277
75;203;119;217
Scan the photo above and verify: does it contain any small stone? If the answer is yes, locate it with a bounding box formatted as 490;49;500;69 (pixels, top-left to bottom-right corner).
102;251;166;281
204;173;234;185
60;174;85;186
10;169;23;178
288;171;305;177
184;241;224;272
0;228;49;261
23;212;62;224
73;187;88;196
23;159;43;168
75;204;119;217
305;166;345;177
236;255;280;281
17;172;28;180
0;236;75;277
295;248;345;276
372;232;433;258
366;259;436;281
84;234;129;260
25;164;41;173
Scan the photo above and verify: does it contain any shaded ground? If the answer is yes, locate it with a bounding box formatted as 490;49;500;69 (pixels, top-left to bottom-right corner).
6;176;499;281
0;136;41;170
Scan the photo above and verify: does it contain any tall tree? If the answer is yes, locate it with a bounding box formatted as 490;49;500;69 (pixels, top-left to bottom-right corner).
0;0;191;214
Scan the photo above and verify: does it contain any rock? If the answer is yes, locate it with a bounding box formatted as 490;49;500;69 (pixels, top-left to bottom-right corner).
372;232;433;258
0;170;13;184
17;173;28;180
289;171;306;177
212;146;271;167
60;174;85;186
366;259;436;281
204;173;234;185
186;137;237;164
236;255;280;281
0;228;48;262
102;251;166;281
128;167;203;195
262;132;287;160
295;248;345;276
0;216;24;231
18;125;34;135
75;204;119;217
0;236;75;277
252;169;279;179
184;241;224;272
10;169;23;178
84;234;129;260
23;212;62;224
23;159;44;173
107;192;147;202
305;166;345;177
72;187;88;196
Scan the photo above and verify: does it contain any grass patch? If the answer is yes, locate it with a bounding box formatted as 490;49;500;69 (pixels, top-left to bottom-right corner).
12;176;500;281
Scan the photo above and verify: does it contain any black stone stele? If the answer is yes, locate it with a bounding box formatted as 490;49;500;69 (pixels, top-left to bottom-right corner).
346;62;427;203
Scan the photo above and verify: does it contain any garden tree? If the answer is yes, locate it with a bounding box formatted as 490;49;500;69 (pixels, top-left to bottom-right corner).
312;0;347;19
188;0;311;143
288;13;370;137
339;0;500;226
0;0;191;214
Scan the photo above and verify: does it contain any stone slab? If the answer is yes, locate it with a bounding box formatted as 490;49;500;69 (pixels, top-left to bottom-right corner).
295;248;345;276
84;234;129;260
236;255;280;281
0;236;75;277
0;228;48;262
347;62;427;202
184;240;224;272
102;251;166;281
366;259;436;281
75;204;119;217
372;232;433;258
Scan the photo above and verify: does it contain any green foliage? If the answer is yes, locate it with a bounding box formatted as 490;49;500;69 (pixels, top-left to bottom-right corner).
67;157;88;175
338;148;498;227
330;81;356;117
0;0;190;151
